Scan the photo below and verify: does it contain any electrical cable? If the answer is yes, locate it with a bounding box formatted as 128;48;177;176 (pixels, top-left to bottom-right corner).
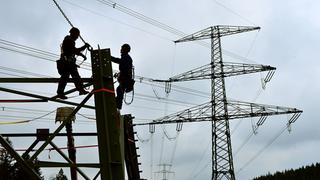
169;131;180;168
0;39;92;70
0;65;50;78
0;109;56;125
214;0;257;26
15;144;98;152
52;0;86;44
236;125;289;173
190;159;211;180
61;0;172;42
187;141;211;178
96;0;259;63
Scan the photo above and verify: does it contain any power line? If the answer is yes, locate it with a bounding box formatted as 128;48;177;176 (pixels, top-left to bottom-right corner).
236;126;289;173
0;38;92;70
95;0;259;63
0;65;50;78
214;0;257;26
61;0;172;42
96;0;186;37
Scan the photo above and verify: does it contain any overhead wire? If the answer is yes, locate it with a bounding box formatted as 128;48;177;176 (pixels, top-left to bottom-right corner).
139;80;210;99
0;114;95;125
52;0;87;45
190;159;211;180
0;65;50;78
95;0;259;63
188;142;211;178
0;106;96;124
236;125;289;173
61;0;172;42
0;109;56;125
214;0;257;26
0;72;25;78
0;38;92;70
96;0;186;36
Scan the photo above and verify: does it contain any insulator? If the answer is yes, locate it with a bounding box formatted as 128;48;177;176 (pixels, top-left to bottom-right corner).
252;124;258;135
261;78;266;90
257;116;267;126
176;122;183;131
149;124;155;133
288;113;301;124
264;70;275;83
287;123;292;133
165;81;171;94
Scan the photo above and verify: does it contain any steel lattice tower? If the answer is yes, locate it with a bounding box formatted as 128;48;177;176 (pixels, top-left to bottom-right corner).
140;25;302;180
175;26;261;180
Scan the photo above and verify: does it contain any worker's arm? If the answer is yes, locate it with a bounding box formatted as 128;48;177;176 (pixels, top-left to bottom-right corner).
75;43;90;55
111;56;121;64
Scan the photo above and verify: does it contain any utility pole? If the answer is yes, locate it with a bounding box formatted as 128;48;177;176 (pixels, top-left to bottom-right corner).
138;25;302;180
91;48;125;180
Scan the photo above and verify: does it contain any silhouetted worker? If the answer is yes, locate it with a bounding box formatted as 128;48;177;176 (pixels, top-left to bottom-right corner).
56;27;90;99
111;44;133;110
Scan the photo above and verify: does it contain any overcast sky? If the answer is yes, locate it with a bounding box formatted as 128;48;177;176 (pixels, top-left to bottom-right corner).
0;0;319;179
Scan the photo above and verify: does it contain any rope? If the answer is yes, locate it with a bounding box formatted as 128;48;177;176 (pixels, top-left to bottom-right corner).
0;110;56;125
124;88;134;105
15;144;98;152
52;0;86;44
124;66;135;105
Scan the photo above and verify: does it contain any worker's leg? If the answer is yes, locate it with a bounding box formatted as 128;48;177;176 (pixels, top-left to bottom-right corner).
69;65;87;94
116;84;125;109
57;72;70;95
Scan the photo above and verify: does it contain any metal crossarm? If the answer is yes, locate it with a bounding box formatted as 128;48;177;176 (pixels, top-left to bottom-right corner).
153;62;276;82
174;25;260;43
134;100;302;126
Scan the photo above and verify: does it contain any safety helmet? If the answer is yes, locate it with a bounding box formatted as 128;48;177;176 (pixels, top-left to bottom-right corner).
69;27;80;35
122;43;131;52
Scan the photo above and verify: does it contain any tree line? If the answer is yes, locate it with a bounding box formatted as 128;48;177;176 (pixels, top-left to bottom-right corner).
0;137;68;180
254;162;320;180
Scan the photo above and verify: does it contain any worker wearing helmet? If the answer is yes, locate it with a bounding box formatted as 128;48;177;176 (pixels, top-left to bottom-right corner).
56;27;90;99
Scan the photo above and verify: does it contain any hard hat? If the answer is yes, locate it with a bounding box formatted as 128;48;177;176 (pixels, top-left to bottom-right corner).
69;27;80;35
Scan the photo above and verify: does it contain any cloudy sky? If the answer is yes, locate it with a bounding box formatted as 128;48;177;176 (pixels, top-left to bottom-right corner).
0;0;319;179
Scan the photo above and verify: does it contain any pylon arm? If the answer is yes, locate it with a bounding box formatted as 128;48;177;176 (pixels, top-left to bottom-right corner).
153;62;276;82
134;100;302;125
174;25;260;43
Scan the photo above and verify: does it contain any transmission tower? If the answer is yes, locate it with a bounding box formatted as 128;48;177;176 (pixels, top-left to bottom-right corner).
154;164;174;180
137;25;302;180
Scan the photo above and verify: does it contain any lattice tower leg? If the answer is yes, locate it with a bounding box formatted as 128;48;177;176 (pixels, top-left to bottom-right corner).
211;27;235;180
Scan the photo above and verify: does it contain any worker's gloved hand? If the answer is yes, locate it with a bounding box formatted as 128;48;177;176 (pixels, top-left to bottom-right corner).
85;43;91;48
80;54;87;61
113;72;119;78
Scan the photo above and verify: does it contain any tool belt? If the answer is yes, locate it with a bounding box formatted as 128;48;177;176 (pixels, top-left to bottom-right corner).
56;55;76;75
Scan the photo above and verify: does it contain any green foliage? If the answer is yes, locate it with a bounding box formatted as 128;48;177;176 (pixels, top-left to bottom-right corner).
52;169;68;180
254;163;320;180
0;138;15;179
0;137;43;180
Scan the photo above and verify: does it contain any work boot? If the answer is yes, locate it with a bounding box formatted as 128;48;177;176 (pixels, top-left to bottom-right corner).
79;89;89;95
56;94;68;100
